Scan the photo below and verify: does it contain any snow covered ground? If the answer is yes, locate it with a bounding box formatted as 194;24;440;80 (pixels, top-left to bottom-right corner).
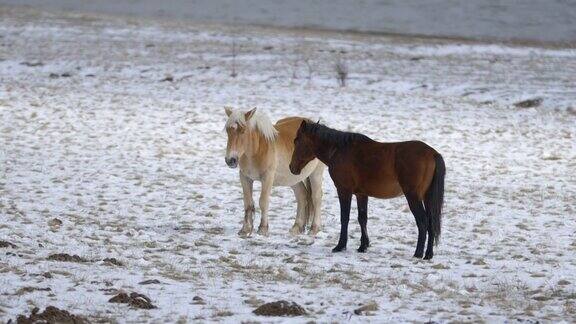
1;5;575;323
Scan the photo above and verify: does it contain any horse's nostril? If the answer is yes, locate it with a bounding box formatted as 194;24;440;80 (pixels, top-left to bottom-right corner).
226;157;238;167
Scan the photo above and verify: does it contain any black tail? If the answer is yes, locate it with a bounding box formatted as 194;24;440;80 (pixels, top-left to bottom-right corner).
425;154;445;245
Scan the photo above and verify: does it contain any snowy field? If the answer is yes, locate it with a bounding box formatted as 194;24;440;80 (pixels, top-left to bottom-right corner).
1;5;575;323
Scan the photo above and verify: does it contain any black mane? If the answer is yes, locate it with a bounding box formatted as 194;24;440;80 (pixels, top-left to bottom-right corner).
304;122;372;148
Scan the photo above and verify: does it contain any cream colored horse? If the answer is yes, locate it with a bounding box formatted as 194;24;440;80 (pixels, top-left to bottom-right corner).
224;107;324;237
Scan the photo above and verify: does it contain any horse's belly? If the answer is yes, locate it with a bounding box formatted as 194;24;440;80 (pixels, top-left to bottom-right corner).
364;181;403;199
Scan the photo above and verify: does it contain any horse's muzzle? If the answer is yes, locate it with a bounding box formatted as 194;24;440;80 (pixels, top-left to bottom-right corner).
225;157;238;168
289;163;301;175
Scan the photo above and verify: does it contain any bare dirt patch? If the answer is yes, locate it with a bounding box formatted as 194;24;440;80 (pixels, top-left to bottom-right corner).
102;258;123;266
192;296;205;305
0;241;17;248
138;279;161;285
253;301;307;317
46;254;88;263
354;301;379;315
109;292;157;309
47;218;63;227
15;286;51;295
10;306;88;324
514;97;543;108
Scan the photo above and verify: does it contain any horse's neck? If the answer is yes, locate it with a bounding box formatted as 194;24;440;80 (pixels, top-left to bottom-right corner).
245;129;273;157
313;137;338;166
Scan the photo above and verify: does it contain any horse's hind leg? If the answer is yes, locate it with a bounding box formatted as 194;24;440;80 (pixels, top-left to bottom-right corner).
238;172;255;237
423;199;435;260
289;182;308;236
405;193;427;259
356;194;369;253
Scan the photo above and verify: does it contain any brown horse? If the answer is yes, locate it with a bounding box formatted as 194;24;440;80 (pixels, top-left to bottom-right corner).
289;121;445;259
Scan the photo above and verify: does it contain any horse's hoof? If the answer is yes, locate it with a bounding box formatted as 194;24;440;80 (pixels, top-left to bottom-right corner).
357;246;368;253
257;227;269;236
423;253;433;260
289;225;303;236
309;226;320;236
332;246;346;253
238;228;253;238
413;252;424;259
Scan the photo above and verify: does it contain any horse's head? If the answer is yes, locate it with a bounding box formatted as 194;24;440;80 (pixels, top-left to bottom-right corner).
224;106;257;168
290;120;316;175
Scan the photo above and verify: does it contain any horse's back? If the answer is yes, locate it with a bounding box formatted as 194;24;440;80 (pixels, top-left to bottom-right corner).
275;116;308;132
394;140;437;154
276;116;308;125
274;116;309;146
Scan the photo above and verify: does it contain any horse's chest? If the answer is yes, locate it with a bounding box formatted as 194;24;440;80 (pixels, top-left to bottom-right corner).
328;166;355;188
240;162;264;181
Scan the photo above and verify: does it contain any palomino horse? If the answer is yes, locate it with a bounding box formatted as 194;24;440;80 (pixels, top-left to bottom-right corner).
289;121;445;259
224;107;325;237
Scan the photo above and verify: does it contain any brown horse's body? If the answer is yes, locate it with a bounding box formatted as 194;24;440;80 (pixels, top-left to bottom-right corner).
290;121;445;259
328;141;436;200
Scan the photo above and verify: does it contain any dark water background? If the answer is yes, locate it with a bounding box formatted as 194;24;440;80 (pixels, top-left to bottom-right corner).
1;0;575;44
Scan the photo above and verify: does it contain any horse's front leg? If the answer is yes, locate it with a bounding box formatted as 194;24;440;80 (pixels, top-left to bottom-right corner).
308;163;324;236
333;188;352;252
238;172;255;237
257;172;274;236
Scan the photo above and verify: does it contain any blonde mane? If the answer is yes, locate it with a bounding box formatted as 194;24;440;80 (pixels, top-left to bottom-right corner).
225;108;278;142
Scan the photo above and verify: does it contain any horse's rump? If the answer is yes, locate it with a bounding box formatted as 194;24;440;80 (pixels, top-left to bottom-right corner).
393;141;439;200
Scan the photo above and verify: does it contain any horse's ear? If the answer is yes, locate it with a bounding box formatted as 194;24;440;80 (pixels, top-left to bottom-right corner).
224;106;233;117
316;119;320;125
245;107;257;121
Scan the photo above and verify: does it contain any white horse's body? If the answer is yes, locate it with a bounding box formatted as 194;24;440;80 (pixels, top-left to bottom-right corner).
224;107;324;236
